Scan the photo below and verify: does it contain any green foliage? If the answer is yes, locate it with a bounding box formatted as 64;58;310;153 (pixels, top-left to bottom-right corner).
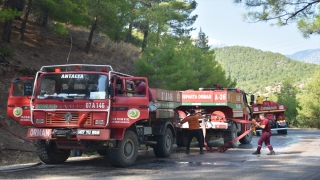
0;47;14;58
0;8;21;21
297;16;320;38
33;0;89;26
234;1;320;36
195;28;210;51
135;34;235;90
48;23;69;35
214;46;318;93
297;68;320;128
275;77;300;127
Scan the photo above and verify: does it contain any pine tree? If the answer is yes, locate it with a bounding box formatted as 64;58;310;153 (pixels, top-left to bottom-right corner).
298;68;320;128
275;77;300;127
195;28;210;52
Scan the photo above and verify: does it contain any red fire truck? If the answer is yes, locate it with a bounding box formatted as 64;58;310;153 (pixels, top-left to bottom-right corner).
7;64;183;167
7;64;253;167
251;98;288;135
175;86;253;148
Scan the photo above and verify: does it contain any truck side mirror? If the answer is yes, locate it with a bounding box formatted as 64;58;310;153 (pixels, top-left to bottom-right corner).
250;94;254;102
250;94;254;105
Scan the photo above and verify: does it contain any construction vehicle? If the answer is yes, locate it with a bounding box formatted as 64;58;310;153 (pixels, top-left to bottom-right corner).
251;97;288;135
6;64;253;167
7;64;182;167
175;85;253;148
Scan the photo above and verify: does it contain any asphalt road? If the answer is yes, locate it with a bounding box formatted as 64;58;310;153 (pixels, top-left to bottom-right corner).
1;129;320;180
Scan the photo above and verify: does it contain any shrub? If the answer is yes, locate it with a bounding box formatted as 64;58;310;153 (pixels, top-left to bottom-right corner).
0;47;14;58
49;23;69;35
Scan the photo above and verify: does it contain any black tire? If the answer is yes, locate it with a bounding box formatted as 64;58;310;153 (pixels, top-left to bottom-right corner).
108;130;138;167
239;124;253;144
223;122;237;148
277;129;287;134
153;128;173;158
256;131;261;136
176;130;188;147
97;149;108;156
204;130;220;147
37;140;70;164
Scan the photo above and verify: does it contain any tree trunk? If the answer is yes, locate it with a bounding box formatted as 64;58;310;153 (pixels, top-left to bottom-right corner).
141;29;149;52
125;22;133;43
19;0;32;40
40;16;48;41
2;0;25;43
2;20;13;43
14;0;25;20
84;17;98;54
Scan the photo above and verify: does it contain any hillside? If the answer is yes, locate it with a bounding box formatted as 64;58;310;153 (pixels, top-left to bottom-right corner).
0;19;140;166
214;46;319;94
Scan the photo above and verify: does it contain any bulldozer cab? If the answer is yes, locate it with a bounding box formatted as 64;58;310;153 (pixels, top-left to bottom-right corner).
7;76;34;126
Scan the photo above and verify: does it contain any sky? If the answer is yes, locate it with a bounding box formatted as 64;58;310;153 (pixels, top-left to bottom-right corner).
190;0;320;55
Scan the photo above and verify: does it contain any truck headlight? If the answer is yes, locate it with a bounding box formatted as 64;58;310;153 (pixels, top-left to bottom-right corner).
94;120;104;125
36;119;44;124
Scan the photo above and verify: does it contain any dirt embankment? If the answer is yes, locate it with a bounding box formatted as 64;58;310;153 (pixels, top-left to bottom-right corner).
0;18;140;166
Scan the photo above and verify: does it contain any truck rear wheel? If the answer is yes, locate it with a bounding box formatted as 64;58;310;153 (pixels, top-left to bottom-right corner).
37;140;71;164
153;128;173;158
239;124;253;144
108;130;138;167
277;129;287;134
223;122;237;148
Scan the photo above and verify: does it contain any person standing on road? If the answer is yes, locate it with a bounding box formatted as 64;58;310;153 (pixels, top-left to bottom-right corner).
180;109;204;155
252;113;275;155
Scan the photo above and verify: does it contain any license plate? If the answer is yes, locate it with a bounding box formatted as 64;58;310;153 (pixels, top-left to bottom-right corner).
77;130;100;135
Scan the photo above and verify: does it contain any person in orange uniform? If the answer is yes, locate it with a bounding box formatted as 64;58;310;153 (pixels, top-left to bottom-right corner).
180;109;204;154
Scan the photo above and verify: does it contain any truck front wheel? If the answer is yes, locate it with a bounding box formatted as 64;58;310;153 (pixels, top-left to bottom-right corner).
37;140;70;164
153;128;173;158
223;122;238;148
108;130;138;167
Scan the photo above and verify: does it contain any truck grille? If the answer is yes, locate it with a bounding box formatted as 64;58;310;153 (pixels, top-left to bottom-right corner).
46;112;92;125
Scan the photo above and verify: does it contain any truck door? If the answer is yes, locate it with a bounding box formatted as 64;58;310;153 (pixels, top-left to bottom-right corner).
110;78;149;126
7;76;34;126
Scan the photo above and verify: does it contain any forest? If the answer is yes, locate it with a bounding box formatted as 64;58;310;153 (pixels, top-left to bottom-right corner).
214;46;318;93
0;0;319;128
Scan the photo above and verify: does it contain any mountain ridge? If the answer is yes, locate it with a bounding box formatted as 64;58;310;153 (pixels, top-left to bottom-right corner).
286;48;320;64
214;46;318;94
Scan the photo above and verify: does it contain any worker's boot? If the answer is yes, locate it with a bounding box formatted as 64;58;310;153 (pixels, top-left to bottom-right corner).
186;149;190;154
267;150;275;155
200;150;204;154
252;150;260;155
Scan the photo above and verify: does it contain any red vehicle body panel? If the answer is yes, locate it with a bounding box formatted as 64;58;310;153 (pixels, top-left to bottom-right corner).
7;77;34;126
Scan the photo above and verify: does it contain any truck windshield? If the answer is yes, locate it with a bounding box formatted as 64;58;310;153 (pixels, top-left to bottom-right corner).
36;74;108;100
